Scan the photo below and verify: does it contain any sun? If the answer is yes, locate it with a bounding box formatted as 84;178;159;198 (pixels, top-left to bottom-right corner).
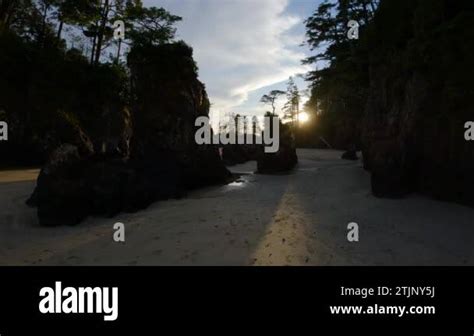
298;112;310;123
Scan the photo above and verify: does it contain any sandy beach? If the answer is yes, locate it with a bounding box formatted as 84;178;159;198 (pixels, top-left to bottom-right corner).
0;149;473;266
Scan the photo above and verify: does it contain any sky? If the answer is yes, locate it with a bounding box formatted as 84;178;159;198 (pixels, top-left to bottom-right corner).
144;0;320;126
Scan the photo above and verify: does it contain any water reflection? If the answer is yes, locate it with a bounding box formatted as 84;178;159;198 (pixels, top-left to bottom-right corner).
228;179;246;187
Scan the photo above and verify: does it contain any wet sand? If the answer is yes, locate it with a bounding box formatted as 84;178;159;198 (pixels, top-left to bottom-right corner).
0;149;473;266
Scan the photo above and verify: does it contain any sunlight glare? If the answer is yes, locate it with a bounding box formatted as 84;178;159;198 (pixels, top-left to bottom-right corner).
298;112;310;123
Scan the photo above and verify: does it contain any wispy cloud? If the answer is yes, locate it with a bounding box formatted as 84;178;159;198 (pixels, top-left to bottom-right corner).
145;0;310;119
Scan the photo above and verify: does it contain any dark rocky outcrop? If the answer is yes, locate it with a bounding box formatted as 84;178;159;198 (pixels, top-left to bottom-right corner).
34;144;93;226
32;42;231;226
257;122;298;174
302;0;474;207
341;145;358;161
127;42;231;190
361;1;474;205
222;144;261;166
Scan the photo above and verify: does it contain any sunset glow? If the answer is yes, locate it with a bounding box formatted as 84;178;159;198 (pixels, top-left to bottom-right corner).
298;112;310;123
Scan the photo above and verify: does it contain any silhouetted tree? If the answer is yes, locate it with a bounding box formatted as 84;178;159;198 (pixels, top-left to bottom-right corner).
283;77;300;126
260;90;285;116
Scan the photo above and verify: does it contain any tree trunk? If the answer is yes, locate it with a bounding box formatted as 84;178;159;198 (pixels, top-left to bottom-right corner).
368;0;377;15
57;20;64;40
0;0;14;31
252;120;257;144
94;0;110;65
40;4;50;45
362;3;370;25
90;33;97;64
115;39;122;63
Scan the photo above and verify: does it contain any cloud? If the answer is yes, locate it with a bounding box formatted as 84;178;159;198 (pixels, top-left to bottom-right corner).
145;0;309;118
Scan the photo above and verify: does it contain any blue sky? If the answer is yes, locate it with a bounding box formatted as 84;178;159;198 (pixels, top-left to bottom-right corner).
144;0;321;125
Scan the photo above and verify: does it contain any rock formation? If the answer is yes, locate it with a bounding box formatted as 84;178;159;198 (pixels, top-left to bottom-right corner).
257;122;298;174
32;42;231;226
361;1;474;205
341;145;358;161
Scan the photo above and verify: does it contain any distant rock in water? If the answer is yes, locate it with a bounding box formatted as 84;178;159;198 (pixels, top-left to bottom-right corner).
32;42;231;226
257;122;298;174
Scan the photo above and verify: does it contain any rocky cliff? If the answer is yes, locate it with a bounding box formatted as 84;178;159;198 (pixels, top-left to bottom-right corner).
362;0;474;205
32;42;231;226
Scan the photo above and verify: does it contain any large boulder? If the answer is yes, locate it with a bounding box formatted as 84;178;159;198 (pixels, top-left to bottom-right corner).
34;145;185;227
341;145;358;161
34;144;91;226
